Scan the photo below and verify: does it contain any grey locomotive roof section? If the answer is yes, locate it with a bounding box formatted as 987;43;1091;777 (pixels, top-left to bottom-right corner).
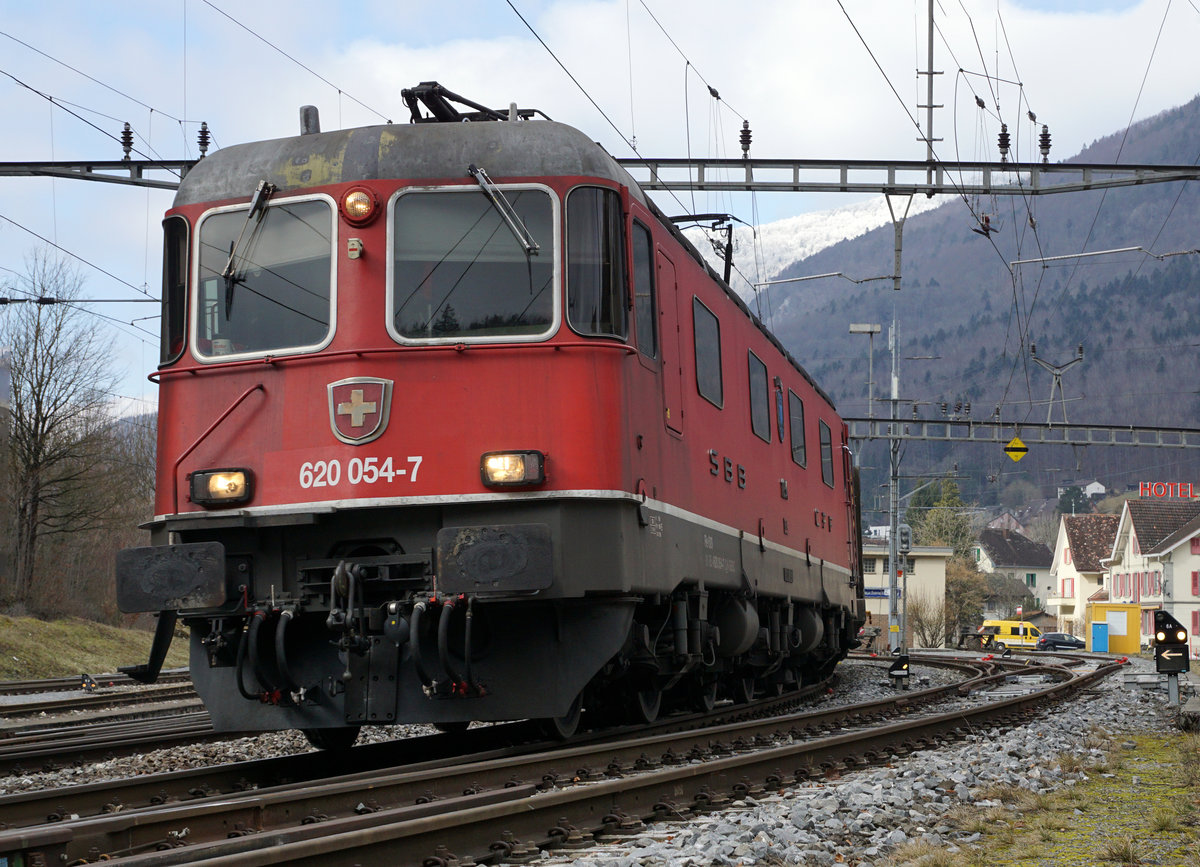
174;117;835;411
174;120;648;206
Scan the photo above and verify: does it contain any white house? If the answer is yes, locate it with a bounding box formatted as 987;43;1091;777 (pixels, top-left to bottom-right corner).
860;540;953;648
1048;514;1119;637
1056;479;1106;500
1104;498;1200;656
974;527;1054;605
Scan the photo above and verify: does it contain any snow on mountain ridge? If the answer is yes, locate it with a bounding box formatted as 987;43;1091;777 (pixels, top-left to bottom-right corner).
684;194;950;300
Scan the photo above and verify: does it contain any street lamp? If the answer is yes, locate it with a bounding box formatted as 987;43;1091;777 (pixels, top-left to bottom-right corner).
849;323;882;419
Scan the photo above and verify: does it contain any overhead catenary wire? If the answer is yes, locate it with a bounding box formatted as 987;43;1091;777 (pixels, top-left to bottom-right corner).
0;67;186;174
851;2;1190;439
635;0;746;121
0;28;185;123
504;0;700;223
0;264;160;346
1057;0;1176;296
200;0;391;124
0;212;156;300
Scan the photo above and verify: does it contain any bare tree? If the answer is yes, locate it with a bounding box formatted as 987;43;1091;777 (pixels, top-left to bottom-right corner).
1;251;123;612
1023;513;1059;549
986;573;1035;619
944;557;987;642
906;588;946;648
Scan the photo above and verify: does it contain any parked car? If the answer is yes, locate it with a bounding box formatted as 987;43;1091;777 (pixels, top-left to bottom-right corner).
1036;632;1085;651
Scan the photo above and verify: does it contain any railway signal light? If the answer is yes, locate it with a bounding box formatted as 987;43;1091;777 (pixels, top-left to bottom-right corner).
1153;610;1191;675
897;524;912;554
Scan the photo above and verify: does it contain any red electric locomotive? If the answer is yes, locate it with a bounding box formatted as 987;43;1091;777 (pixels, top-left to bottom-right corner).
117;83;864;745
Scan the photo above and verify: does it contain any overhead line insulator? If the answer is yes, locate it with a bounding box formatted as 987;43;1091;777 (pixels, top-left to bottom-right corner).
198;122;211;158
121;122;134;162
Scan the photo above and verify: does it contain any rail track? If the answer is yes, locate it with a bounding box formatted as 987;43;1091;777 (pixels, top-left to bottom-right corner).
0;708;215;777
0;670;192;698
0;654;1121;865
0;674;208;776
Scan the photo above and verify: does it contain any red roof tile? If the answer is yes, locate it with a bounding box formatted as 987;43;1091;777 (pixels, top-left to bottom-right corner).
1127;499;1200;553
1063;514;1120;573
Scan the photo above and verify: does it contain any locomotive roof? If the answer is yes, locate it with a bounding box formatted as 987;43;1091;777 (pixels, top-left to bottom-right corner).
174;119;647;206
176;117;835;412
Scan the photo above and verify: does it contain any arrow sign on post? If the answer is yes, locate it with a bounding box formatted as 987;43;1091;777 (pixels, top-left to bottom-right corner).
1155;645;1190;674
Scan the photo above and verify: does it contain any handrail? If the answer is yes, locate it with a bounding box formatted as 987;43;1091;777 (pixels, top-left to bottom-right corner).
171;383;265;514
148;340;638;381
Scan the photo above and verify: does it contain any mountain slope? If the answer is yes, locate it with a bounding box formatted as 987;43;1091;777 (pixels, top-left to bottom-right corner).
732;95;1200;512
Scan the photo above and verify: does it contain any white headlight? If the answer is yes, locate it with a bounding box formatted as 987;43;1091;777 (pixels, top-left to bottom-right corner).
480;451;545;487
189;468;253;505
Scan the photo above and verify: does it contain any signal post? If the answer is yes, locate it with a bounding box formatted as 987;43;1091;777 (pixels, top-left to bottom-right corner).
1153;610;1191;707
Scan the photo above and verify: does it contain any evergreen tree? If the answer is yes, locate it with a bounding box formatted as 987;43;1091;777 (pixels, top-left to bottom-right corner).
1057;485;1090;516
909;478;975;560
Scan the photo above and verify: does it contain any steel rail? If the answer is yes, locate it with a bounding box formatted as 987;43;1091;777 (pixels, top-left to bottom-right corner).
0;684;197;718
0;658;997;861
73;660;1119;866
0;670;191;697
0;709;215;777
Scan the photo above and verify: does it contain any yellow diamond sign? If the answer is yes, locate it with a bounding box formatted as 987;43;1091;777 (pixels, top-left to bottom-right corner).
1004;436;1028;462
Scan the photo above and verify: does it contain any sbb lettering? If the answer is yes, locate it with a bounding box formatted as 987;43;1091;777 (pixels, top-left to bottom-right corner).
707;450;746;488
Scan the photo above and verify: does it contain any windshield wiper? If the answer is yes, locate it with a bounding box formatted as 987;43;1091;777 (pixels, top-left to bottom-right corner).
221;180;276;316
467;164;540;256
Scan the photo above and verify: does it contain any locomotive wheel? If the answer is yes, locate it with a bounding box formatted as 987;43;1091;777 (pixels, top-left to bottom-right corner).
629;683;662;724
433;721;470;734
540;693;583;740
730;676;756;704
690;678;719;713
301;726;361;751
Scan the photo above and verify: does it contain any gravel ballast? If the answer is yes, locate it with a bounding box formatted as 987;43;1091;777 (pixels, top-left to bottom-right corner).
2;656;1191;865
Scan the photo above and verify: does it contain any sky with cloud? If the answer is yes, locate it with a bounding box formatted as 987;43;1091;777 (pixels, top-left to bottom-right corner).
0;0;1196;405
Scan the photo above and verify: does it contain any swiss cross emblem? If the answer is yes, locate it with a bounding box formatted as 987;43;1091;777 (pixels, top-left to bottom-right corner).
328;377;393;445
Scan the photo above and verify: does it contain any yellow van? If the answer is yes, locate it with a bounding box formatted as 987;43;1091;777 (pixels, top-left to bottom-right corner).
977;620;1042;650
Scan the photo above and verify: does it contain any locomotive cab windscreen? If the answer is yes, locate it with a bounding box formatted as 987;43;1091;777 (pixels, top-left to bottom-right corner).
195;196;335;358
389;186;556;342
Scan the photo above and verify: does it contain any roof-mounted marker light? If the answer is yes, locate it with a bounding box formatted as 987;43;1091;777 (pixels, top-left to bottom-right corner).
341;188;378;225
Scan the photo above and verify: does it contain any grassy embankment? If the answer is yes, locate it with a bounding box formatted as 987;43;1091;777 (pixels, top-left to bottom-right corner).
886;730;1200;866
0;615;191;680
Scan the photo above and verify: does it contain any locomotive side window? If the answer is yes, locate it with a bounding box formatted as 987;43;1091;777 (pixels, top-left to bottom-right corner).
631;221;656;358
693;298;723;407
788;389;807;467
392;188;554;341
161;215;188;365
748;351;770;442
196;198;333;358
819;419;835;487
567;187;627;338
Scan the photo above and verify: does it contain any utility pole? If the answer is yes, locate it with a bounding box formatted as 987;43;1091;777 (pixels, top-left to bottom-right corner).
849;323;882;419
887;320;902;652
917;0;942;183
